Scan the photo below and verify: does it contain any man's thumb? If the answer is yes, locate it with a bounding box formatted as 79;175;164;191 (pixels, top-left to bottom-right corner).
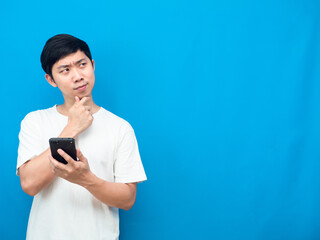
77;149;87;163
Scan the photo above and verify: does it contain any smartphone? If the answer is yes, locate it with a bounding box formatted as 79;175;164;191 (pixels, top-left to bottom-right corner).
49;138;77;164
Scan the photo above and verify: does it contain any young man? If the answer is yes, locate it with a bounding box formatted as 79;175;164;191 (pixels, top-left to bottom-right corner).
17;34;147;240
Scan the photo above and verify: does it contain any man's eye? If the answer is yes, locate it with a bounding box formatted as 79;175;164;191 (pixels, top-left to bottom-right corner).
61;68;69;73
80;62;87;67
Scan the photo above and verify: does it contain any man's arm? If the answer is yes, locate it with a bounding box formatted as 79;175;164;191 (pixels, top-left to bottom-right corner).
19;148;55;196
49;149;137;210
85;180;137;211
18;127;78;196
19;97;93;196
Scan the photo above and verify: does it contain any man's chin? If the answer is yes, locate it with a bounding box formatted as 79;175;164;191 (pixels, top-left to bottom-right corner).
76;94;91;100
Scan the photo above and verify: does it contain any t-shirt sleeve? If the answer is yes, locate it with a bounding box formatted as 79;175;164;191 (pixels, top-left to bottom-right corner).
114;122;147;183
17;112;43;175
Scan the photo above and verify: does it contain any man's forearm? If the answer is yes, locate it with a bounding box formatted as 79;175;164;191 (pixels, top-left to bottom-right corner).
19;125;79;196
19;148;56;196
82;173;137;210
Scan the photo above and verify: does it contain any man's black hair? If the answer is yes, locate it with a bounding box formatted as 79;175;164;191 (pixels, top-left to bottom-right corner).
40;34;92;78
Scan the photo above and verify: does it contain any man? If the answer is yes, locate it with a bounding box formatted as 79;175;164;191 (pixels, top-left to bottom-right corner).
17;34;147;240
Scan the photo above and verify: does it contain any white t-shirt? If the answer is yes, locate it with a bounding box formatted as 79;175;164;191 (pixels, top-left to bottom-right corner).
17;106;147;240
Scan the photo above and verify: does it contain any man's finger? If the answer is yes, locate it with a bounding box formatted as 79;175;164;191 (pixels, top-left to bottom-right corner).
84;106;92;112
77;148;84;160
79;97;90;105
49;154;66;170
75;96;80;102
57;149;76;166
77;149;88;163
48;155;56;173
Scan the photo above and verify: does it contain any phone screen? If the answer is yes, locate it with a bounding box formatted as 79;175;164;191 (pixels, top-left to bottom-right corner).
49;138;77;164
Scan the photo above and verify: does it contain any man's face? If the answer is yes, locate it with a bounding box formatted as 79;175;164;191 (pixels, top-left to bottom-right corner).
46;50;95;101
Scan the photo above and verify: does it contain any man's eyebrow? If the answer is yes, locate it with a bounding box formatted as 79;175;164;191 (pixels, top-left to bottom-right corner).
76;58;87;64
57;64;70;70
56;58;87;70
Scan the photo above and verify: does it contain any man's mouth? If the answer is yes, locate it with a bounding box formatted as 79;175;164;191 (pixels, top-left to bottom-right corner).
74;83;88;90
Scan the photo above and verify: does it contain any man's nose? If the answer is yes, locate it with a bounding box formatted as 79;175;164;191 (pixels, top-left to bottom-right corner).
72;68;82;82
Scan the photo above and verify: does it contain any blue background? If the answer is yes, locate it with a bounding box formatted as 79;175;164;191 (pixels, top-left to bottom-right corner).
1;0;320;239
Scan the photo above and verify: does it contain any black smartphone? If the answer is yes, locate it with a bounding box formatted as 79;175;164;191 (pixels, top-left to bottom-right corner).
49;138;77;164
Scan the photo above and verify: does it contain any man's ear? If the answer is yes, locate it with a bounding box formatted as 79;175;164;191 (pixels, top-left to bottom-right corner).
45;74;57;87
92;59;95;71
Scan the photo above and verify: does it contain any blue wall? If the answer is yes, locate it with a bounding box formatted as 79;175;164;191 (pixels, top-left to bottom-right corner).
1;0;320;239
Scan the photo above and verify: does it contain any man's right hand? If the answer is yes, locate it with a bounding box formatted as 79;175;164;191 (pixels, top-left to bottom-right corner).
62;96;94;138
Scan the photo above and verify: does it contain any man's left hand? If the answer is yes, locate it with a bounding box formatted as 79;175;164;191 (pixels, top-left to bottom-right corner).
49;148;92;186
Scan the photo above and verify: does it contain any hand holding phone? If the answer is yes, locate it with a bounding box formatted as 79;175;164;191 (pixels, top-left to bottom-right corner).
49;138;77;164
